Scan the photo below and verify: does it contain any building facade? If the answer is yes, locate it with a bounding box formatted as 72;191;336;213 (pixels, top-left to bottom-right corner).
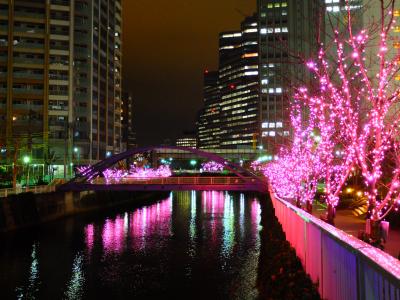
122;91;136;150
0;0;122;176
197;70;220;149
176;130;197;148
218;14;260;149
257;0;322;153
197;14;260;150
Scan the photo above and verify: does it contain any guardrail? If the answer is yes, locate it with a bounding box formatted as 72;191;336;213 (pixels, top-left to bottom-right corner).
0;185;56;198
92;176;259;185
269;186;400;300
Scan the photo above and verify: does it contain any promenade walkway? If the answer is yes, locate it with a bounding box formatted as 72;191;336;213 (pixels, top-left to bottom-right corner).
313;203;400;259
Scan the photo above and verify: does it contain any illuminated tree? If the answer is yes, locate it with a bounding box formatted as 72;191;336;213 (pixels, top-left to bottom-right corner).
267;0;400;228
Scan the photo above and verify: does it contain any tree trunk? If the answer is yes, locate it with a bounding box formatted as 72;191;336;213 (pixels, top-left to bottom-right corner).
326;203;335;225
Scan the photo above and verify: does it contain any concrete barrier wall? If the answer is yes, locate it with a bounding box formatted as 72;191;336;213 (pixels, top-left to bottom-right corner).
0;191;166;233
270;188;400;300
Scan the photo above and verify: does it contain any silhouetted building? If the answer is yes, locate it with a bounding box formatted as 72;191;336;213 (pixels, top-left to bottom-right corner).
122;91;136;150
197;70;220;149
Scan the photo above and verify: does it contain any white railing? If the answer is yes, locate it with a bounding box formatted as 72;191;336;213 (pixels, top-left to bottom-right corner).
0;185;56;198
269;186;400;300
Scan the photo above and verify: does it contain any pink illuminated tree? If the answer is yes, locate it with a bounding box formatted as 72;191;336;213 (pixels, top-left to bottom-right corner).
298;0;400;226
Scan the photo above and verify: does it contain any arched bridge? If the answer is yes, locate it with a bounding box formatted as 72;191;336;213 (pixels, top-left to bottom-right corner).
59;146;267;193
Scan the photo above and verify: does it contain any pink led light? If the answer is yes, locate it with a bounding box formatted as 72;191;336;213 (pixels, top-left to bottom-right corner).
201;161;225;172
264;1;400;220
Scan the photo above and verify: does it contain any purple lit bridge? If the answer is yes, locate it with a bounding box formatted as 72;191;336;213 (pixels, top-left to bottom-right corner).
59;146;267;193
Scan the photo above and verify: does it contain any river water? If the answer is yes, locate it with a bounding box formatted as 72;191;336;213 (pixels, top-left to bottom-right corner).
0;191;262;299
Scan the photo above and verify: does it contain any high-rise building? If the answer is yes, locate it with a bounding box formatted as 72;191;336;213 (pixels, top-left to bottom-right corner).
257;0;322;153
73;0;122;161
197;14;260;150
0;0;122;175
218;14;260;149
197;70;220;149
122;91;136;150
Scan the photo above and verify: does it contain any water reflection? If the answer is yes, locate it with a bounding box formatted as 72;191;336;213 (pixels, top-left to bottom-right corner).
15;243;40;299
2;191;262;299
64;253;84;300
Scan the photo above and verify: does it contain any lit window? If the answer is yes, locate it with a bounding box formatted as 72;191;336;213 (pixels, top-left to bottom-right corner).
260;28;267;34
276;122;283;128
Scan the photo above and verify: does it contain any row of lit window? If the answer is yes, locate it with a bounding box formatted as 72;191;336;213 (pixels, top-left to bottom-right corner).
262;87;283;94
266;2;287;9
220;94;258;107
260;27;288;34
262;122;283;129
262;130;289;137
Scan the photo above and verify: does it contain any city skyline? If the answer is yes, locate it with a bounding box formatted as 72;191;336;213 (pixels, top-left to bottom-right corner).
122;0;255;146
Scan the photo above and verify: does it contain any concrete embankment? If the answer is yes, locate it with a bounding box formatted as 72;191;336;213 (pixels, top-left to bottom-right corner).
0;190;169;233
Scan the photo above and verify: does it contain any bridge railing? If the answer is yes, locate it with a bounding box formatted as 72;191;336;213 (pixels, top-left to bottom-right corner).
0;185;56;198
269;186;400;300
91;176;259;186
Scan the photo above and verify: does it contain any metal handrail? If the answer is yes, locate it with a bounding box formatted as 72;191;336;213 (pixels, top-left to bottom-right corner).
0;185;56;198
91;176;260;186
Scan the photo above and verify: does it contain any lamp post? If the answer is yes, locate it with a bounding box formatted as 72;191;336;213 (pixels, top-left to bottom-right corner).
190;159;197;170
73;147;80;165
23;155;31;188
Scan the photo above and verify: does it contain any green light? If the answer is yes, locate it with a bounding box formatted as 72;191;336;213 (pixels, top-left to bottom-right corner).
73;147;79;153
23;156;30;164
190;160;197;166
257;155;273;163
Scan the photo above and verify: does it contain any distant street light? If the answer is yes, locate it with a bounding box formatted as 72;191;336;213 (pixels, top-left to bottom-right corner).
106;151;112;158
23;155;31;187
74;147;80;165
190;160;197;167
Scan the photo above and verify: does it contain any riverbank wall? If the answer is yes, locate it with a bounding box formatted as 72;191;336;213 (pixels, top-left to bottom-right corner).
257;193;320;299
0;190;169;233
269;186;400;300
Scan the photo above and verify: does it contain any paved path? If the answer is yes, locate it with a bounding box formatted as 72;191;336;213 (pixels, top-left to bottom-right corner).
312;202;400;259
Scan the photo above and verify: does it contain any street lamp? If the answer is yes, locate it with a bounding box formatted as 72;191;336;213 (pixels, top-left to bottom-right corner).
23;155;31;187
190;160;197;168
74;147;80;165
106;151;112;158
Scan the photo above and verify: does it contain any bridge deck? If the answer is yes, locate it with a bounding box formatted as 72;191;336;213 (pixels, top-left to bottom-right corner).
60;177;267;193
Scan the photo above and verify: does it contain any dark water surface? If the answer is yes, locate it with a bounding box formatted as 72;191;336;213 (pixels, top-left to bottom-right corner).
0;191;262;299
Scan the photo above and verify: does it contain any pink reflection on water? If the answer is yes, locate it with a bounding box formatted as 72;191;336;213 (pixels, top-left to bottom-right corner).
129;196;173;251
102;215;125;254
251;199;261;236
85;224;94;253
202;191;226;243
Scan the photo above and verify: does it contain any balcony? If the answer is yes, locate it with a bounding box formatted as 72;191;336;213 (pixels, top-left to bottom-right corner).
13;72;44;80
12;88;43;95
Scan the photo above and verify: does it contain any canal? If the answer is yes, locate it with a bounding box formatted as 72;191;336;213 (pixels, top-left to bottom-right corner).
0;191;262;299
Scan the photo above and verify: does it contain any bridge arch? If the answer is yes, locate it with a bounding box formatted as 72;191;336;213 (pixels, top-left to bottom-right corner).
66;146;264;186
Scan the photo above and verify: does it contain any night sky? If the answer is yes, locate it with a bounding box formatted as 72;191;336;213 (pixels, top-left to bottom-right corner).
122;0;256;146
